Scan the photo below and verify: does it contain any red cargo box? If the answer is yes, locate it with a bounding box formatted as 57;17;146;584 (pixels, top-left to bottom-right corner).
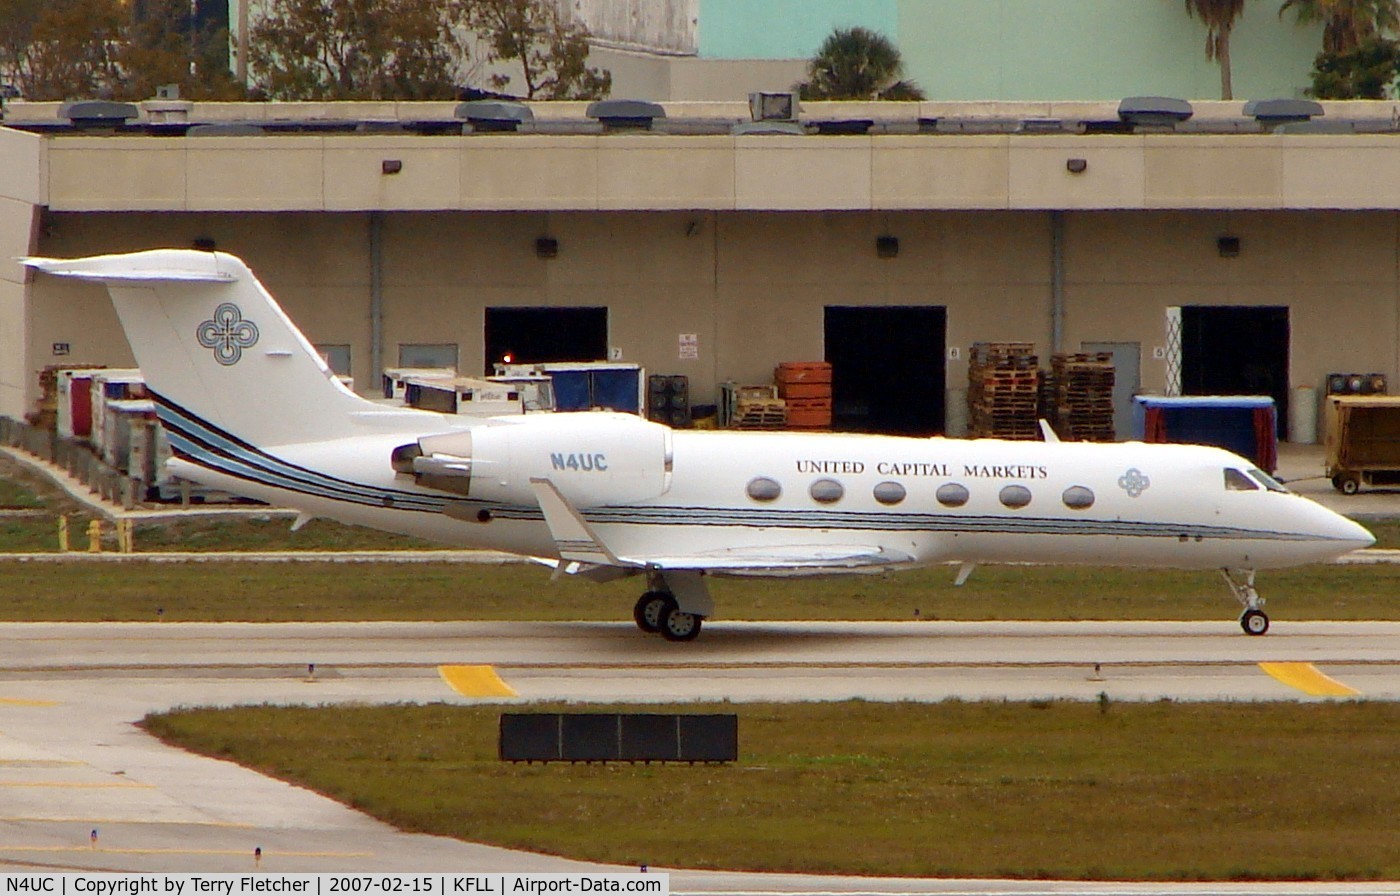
775;362;833;385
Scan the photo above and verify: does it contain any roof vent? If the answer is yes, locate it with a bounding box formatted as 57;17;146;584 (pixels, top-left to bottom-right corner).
61;100;139;130
1117;96;1193;129
748;91;798;122
455;100;534;133
1244;99;1324;126
586;99;665;131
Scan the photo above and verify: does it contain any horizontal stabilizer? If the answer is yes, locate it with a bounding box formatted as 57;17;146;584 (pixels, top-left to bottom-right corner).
22;252;239;283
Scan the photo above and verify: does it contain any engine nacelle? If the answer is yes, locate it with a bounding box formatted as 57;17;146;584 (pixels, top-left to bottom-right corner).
396;412;672;507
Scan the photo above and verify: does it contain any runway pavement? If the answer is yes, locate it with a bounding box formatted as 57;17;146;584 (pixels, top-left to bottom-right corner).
2;619;1400;891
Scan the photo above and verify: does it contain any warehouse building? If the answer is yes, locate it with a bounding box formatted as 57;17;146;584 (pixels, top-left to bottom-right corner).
1;97;1397;439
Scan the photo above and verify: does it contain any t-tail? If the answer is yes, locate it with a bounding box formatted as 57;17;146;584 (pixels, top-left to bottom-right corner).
23;249;381;447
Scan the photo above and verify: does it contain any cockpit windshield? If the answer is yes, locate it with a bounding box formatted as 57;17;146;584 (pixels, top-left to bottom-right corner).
1224;468;1258;491
1248;468;1290;493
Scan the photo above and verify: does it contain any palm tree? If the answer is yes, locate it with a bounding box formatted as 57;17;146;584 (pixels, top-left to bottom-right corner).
1183;0;1249;100
798;26;925;101
1279;0;1400;53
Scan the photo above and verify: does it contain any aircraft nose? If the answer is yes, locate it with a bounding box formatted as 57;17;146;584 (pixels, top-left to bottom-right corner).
1326;512;1375;552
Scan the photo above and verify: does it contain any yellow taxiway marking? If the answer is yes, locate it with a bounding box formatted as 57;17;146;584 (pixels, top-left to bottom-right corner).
439;664;518;698
0;698;59;707
1259;662;1361;697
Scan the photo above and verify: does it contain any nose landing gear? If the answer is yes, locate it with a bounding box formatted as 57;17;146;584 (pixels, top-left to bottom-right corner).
1221;568;1269;635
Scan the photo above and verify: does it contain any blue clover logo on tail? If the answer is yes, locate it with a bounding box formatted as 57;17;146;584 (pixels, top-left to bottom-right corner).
1118;467;1151;498
197;303;259;366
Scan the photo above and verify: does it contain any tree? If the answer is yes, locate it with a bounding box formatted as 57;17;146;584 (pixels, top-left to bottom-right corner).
464;0;610;100
0;0;124;100
118;0;243;100
249;0;465;100
1280;0;1400;53
1182;0;1249;100
1308;33;1400;95
796;26;925;101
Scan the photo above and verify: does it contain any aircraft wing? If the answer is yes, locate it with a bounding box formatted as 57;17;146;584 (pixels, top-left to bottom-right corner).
529;478;915;576
618;544;916;574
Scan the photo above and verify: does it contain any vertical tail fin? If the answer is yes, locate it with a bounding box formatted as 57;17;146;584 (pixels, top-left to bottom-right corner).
23;249;376;447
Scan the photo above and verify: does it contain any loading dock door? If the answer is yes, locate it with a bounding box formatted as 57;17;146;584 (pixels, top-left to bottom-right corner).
1180;306;1289;438
484;307;608;374
824;306;946;435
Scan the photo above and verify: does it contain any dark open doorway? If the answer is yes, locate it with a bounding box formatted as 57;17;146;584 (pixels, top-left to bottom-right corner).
1180;305;1290;437
824;305;947;435
484;307;608;374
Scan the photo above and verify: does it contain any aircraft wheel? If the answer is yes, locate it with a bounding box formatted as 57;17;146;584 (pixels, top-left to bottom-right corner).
633;591;670;634
1240;609;1270;636
659;604;703;642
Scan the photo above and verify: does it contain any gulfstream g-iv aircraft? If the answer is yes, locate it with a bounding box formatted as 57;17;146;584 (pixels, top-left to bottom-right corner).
23;250;1374;641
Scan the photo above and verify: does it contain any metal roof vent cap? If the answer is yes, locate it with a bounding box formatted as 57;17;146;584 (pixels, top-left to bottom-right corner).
455;100;534;133
61;100;139;130
1245;98;1324;126
1117;96;1193;129
586;99;665;131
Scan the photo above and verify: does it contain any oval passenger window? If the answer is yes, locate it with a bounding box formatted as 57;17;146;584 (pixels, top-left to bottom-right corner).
809;478;845;504
999;484;1032;509
936;483;969;507
746;477;782;502
873;481;906;505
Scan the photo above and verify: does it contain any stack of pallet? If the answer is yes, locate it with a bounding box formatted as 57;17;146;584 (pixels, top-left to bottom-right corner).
1052;352;1115;441
968;342;1040;439
775;362;832;430
721;383;787;430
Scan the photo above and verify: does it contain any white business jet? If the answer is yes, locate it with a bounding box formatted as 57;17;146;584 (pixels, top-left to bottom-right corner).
23;250;1374;640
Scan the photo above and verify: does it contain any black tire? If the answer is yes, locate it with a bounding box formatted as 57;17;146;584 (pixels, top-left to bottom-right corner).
1241;609;1270;636
1341;475;1361;496
633;591;669;634
660;605;703;642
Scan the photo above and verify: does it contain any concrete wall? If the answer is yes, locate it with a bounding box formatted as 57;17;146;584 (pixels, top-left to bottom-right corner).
0;128;42;419
26;208;1399;433
41;129;1400;215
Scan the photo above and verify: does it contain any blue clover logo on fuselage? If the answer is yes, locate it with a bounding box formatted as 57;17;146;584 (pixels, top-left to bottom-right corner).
1118;467;1151;498
197;303;259;366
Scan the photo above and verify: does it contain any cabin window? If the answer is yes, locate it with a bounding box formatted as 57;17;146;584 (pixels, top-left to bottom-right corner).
809;478;845;504
873;481;906;505
1248;468;1290;493
1224;468;1259;491
936;483;969;507
1062;485;1095;509
999;484;1032;509
746;477;782;502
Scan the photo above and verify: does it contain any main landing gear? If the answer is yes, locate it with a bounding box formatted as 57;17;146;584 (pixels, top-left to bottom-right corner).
633;590;703;641
1221;568;1269;635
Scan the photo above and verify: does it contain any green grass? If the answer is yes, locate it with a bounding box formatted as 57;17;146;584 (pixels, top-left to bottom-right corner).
142;700;1400;880
0;561;1398;622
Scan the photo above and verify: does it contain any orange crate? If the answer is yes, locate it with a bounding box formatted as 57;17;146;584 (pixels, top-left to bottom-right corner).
785;397;833;411
786;409;832;428
775;362;833;385
777;382;833;399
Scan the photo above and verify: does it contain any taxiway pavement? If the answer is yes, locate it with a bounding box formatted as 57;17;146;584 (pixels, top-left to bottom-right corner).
2;619;1399;890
